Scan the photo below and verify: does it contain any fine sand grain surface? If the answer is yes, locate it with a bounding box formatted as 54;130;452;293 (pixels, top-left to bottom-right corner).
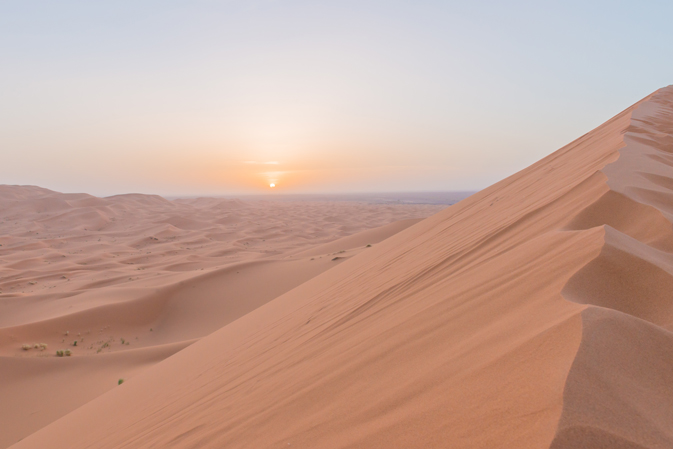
0;191;446;447
6;86;673;449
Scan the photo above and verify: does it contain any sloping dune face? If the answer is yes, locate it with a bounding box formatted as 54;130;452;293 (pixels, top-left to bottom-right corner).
0;188;445;447
10;86;673;448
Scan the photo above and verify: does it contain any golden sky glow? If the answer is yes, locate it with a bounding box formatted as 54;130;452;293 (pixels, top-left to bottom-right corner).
1;2;671;196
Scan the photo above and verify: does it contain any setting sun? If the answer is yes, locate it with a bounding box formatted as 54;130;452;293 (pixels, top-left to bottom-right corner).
2;1;670;447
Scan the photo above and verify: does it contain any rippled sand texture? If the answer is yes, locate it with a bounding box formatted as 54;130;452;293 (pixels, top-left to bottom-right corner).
0;189;446;448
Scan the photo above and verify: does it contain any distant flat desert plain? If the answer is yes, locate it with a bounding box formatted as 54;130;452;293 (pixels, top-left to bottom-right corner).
0;187;465;447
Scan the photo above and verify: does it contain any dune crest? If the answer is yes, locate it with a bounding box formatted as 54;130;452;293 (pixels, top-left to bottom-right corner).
552;87;673;447
8;86;673;448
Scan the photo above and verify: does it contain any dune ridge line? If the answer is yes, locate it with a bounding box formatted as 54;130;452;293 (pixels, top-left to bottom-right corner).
7;86;673;448
551;86;673;448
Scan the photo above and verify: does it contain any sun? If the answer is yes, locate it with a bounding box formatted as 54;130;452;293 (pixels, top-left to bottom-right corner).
269;183;275;188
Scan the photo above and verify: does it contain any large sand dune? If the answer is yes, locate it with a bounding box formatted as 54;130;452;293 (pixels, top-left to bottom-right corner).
0;189;445;447
5;86;673;448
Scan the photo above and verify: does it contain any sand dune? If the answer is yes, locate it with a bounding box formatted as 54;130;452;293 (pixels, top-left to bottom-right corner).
0;189;443;448
1;340;192;448
6;86;673;448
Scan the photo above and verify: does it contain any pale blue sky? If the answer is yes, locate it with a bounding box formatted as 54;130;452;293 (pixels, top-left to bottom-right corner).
1;1;672;195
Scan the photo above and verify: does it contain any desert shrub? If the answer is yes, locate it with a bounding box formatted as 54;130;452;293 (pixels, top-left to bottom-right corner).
22;344;32;351
64;349;72;356
118;379;124;385
56;350;64;357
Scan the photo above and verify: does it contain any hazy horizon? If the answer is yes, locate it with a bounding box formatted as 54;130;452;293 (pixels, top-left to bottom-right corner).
2;183;476;205
2;1;672;196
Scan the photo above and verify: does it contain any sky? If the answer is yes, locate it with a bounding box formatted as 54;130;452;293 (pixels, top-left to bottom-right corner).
1;0;672;196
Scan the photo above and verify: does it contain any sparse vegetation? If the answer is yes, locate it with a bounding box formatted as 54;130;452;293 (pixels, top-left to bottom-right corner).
64;349;72;356
56;350;64;357
72;341;77;346
22;343;48;351
366;244;372;247
96;339;112;353
118;378;124;385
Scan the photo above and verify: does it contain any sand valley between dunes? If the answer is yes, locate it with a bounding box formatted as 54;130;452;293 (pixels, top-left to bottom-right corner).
3;86;673;449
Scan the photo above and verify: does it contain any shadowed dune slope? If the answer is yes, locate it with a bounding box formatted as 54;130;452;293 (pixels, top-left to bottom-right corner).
550;87;673;448
11;86;673;448
0;341;193;448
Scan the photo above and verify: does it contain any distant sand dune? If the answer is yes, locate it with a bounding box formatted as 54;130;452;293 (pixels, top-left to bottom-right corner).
0;188;441;448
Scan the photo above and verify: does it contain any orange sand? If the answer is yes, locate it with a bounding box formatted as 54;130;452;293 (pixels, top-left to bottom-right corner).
0;191;442;447
5;86;673;448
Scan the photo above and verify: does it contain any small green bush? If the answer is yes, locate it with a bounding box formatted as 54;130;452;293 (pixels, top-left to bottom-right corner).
56;350;64;357
118;378;124;385
64;349;72;357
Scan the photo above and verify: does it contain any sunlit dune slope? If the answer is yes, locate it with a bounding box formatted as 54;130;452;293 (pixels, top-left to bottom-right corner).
0;189;442;448
11;86;673;448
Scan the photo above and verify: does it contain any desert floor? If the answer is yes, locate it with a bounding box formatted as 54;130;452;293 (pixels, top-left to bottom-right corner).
0;189;459;447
